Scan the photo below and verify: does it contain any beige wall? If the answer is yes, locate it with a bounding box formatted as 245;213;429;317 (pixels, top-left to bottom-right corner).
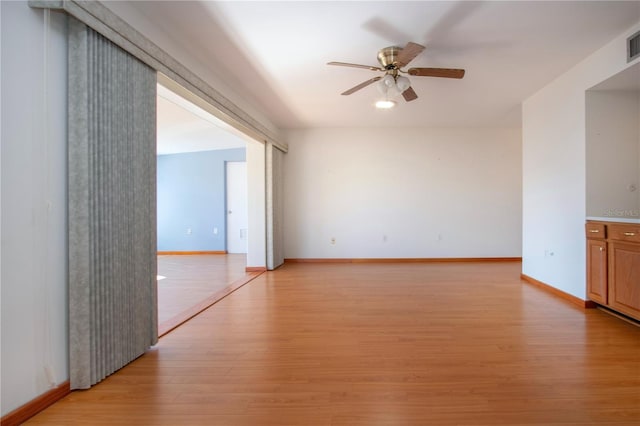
283;127;522;259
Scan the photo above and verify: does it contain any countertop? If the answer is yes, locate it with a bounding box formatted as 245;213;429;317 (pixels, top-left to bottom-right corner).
586;216;640;224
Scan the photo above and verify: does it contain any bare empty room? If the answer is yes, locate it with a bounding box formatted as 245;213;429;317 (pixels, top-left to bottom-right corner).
2;1;640;425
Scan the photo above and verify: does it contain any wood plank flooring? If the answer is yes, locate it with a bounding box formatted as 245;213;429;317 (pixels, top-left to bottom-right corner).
157;254;256;335
28;262;640;425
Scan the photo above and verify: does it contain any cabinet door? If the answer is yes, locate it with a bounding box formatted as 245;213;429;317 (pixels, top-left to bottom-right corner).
587;239;607;304
608;241;640;320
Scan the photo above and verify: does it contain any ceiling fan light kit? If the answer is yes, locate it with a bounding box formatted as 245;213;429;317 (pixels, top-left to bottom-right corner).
328;42;465;108
375;99;397;109
396;76;411;92
375;75;409;109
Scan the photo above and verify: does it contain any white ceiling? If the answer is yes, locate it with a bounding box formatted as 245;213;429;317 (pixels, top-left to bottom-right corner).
157;84;246;155
133;1;640;130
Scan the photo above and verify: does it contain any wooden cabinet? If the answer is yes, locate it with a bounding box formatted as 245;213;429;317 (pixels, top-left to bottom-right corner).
587;239;607;304
608;240;640;319
586;221;640;321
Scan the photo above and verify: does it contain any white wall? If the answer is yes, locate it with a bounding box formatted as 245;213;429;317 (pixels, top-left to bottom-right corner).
586;90;640;218
522;21;640;299
1;2;68;415
283;127;522;259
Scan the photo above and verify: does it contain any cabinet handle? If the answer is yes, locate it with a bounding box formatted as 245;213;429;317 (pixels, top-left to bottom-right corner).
599;247;604;252
589;229;600;233
624;232;636;236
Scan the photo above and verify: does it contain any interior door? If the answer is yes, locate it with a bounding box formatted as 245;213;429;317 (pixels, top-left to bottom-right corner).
226;161;248;254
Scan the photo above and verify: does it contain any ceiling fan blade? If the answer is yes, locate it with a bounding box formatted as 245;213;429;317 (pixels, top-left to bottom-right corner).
424;2;482;47
341;76;382;95
328;61;382;71
396;42;426;68
408;67;465;79
402;86;418;102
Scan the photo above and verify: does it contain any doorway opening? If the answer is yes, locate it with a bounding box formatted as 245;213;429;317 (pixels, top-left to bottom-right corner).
156;79;263;336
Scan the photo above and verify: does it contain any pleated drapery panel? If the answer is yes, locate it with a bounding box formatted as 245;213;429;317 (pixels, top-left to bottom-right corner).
267;142;285;270
68;18;158;390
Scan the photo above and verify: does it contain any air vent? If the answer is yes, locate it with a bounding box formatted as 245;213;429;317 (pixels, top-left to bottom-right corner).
628;30;640;62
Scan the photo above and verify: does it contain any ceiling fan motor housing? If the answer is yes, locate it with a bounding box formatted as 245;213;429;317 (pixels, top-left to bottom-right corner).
377;46;402;69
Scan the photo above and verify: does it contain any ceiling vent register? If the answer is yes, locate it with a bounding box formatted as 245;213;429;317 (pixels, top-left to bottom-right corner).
628;30;640;62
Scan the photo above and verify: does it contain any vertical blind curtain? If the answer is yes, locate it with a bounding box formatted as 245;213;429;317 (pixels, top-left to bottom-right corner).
267;142;285;270
68;18;158;389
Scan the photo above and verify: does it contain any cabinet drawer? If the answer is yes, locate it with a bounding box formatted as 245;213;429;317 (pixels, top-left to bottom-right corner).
586;223;606;239
608;224;640;243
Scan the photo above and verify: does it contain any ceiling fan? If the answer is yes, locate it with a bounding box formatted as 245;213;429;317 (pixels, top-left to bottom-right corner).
328;42;465;104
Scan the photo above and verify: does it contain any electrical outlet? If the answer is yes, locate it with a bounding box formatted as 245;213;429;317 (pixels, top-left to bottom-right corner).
44;365;55;386
186;228;192;235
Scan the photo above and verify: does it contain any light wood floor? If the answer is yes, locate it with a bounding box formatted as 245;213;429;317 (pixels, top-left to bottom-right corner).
29;262;640;425
157;254;258;335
